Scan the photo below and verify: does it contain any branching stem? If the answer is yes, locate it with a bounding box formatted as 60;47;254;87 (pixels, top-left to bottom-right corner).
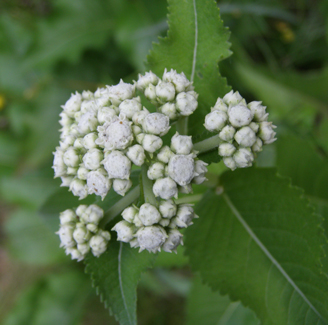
141;163;158;207
193;134;222;154
176;116;188;135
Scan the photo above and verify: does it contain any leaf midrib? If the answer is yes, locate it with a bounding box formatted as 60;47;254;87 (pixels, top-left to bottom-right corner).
190;0;198;82
222;193;324;322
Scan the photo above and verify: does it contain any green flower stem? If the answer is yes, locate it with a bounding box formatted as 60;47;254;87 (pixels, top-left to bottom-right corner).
101;186;140;227
193;134;222;154
176;193;203;204
141;163;158;207
176;116;188;135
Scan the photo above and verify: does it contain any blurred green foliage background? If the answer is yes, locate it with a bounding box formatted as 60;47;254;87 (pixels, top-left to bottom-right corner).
0;0;327;324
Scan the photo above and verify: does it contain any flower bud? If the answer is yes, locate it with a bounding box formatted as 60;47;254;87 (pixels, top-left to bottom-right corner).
56;224;75;248
142;134;163;153
77;111;98;134
204;110;227;132
82;90;94;100
258;122;277;144
70;179;88;199
170;132;193;155
249;122;259;133
163;69;191;92
75;205;88;217
103;151;131;180
172;205;197;228
223;157;237;170
113;179;132;196
107;80;135;106
157;146;175;164
77;166;89;180
122;206;138;223
97;106;117;124
159;218;170;227
228;105;253;128
234;126;257;147
156;81;176;103
175;92;198;116
248;101;268;122
136;226;167;253
82;204;104;224
112;221;136;242
119;97;142;119
66;247;84;261
77;243;90;255
73;137;84;149
144;84;157;102
143;113;170;136
133;213;143;227
53;149;66;177
159;199;177;219
132;108;150;126
82;133;98;149
147;162;165;180
89;234;109;257
83;148;103;170
60;209;77;225
87;169;111;199
138;203;162;226
159;102;178;120
252;138;263;152
162;229;183;253
212;98;228;112
233;148;254;168
60;135;76;149
223;90;243;107
218;143;236;157
153;177;178;200
81;100;97;113
59;112;73;127
137;71;159;90
168;155;195;186
60;176;74;187
63;147;80;167
73;224;90;244
61;92;82;117
218;125;236;142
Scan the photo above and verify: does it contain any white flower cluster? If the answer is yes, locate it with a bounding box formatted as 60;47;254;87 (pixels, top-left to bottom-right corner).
204;90;277;170
56;205;110;261
112;201;198;253
147;132;208;199
136;69;198;120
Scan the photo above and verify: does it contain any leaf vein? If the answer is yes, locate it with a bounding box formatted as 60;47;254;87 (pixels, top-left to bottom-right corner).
191;0;198;82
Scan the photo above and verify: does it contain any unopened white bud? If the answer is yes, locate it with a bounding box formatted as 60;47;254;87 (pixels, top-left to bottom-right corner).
171;132;193;155
204;110;227;132
119;97;142;119
249;122;259;133
81;100;97;113
73;224;90;244
82;204;104;224
144;84;157;102
219;125;236;142
77;243;90;255
77;111;98;134
75;205;88;217
112;220;136;242
62;92;82;117
83;148;103;170
159;102;178;120
172;205;197;228
212;98;228;112
159;199;177;218
89;235;109;257
53;150;66;177
168;155;195;186
63;147;80;167
248;101;268;122
234;126;257;147
162;229;183;253
139;203;162;226
122;206;138;223
133;213;143;227
77;166;89;180
143;113;170;136
59;209;77;225
137;71;159;90
132;108;150;126
233;148;254;168
60;176;74;187
252;138;263;152
67;247;84;261
156;81;176;103
107;80;135;106
60;135;76;150
126;144;146;166
97;106;117;124
87;170;111;199
194;160;208;178
153;177;178;199
142;134;163;153
59;112;72;127
228;105;253;128
73;137;84;149
96;116;133;151
159;218;170;227
103;151;131;180
157;146;175;164
258;122;277;144
223;90;244;107
132;125;142;136
175;92;198;116
82;133;98;149
70;179;88;199
147;162;165;180
163;69;191;92
218;143;236;157
66;167;78;175
136;226;167;253
223;157;237;170
136;133;145;144
99;230;111;241
56;224;75;248
82;90;94;100
113;179;132;196
86;223;98;233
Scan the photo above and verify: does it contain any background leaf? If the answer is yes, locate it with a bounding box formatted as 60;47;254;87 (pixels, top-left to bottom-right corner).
185;168;328;325
85;242;156;325
147;0;231;136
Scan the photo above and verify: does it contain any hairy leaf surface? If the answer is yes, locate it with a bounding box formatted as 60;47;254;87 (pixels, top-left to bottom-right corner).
85;242;155;325
185;168;328;325
147;0;231;136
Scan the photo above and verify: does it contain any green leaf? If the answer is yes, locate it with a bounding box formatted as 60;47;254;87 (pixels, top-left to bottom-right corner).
85;241;156;325
185;168;328;325
187;275;259;325
146;0;231;136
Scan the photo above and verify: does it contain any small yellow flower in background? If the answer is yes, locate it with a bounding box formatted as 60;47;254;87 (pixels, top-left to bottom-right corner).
275;21;295;43
0;94;5;110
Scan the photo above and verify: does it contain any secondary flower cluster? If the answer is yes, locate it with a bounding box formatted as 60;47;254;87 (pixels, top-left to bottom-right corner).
56;205;110;261
112;201;198;253
204;90;277;170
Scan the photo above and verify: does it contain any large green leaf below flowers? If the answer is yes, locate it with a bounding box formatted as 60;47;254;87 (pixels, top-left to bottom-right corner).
185;168;328;325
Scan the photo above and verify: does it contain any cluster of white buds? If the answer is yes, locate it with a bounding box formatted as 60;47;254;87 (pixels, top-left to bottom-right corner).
204;90;277;170
112;200;198;253
56;205;110;261
147;132;208;199
136;69;198;120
